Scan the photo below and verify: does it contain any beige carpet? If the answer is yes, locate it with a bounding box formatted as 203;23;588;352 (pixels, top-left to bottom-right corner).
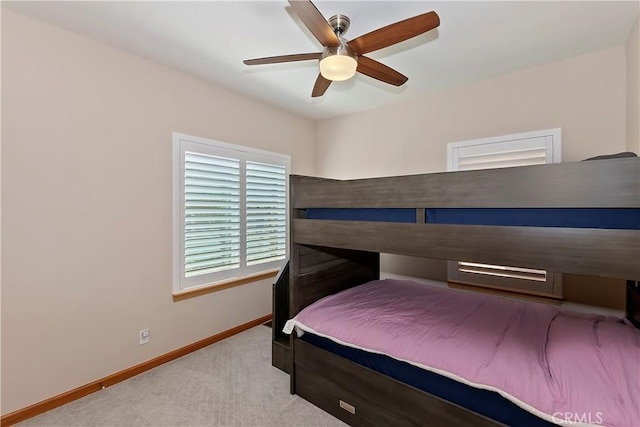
17;326;346;427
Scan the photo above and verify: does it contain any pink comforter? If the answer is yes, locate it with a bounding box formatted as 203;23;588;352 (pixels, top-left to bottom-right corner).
284;279;640;427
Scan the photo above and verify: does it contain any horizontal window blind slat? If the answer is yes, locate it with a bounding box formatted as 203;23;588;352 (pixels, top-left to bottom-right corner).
186;255;240;268
457;147;546;162
247;207;286;213
185;260;241;277
185;194;240;202
185;186;239;196
248;254;286;263
246;229;286;238
248;250;286;259
247;238;285;248
245;193;285;199
186;210;239;216
186;201;240;209
458;154;547;166
186;241;239;251
247;174;285;181
247;188;284;195
458;157;546;171
246;162;286;173
247;256;285;267
186;249;240;264
247;194;286;199
185;153;239;168
246;214;286;221
186;228;240;235
185;176;239;186
247;200;286;207
186;218;240;224
246;226;287;232
185;226;239;234
186;248;238;258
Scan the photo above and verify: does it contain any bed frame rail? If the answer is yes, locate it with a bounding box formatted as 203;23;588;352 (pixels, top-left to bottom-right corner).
293;158;639;209
293;220;639;280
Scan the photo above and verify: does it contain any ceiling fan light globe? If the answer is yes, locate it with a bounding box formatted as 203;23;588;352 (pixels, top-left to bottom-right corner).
319;55;358;81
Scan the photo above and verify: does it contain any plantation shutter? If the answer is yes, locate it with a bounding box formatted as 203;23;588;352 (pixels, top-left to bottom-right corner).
450;136;551;171
174;134;290;292
447;130;561;297
246;162;287;266
184;153;241;278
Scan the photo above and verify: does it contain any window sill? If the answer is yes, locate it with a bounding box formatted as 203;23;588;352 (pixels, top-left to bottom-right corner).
173;270;279;302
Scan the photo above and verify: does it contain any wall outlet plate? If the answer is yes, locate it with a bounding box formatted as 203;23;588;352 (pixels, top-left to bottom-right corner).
139;329;150;345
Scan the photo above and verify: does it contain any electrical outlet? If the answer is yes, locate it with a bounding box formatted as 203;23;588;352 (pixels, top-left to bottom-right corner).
139;329;150;345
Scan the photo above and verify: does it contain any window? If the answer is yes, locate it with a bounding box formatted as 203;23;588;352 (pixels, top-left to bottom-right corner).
446;129;562;299
173;133;289;294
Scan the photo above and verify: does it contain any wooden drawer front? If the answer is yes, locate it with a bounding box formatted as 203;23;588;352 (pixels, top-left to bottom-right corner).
297;365;417;427
295;340;503;427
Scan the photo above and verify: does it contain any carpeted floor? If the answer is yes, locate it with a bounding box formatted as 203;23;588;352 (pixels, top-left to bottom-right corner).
17;326;346;427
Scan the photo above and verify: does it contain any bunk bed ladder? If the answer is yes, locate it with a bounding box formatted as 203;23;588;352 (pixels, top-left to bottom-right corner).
272;259;291;373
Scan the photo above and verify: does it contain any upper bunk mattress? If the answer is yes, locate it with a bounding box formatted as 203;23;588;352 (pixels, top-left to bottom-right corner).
284;279;640;427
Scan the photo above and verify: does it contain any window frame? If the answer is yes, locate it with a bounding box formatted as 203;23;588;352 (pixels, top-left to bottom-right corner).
172;132;290;295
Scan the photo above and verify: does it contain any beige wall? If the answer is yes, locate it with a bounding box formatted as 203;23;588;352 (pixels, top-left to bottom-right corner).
317;46;627;180
1;10;315;414
627;16;640;154
316;46;628;281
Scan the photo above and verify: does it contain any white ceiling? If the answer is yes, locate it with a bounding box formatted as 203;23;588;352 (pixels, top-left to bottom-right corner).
4;1;639;121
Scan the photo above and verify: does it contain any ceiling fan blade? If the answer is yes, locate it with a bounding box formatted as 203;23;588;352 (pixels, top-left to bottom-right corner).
243;53;321;66
356;56;408;86
348;11;440;55
311;74;332;97
288;0;340;48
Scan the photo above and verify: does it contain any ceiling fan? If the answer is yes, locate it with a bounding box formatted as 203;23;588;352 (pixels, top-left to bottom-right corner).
243;0;440;97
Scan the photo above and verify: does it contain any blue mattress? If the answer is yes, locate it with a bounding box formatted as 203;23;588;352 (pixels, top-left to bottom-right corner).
306;208;416;223
305;208;640;229
302;332;553;426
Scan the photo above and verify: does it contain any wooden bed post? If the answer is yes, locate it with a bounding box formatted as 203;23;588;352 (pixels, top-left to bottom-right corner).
626;280;640;328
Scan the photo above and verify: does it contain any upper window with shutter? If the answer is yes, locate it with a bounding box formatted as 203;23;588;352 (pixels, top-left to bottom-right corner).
446;129;562;300
173;133;289;294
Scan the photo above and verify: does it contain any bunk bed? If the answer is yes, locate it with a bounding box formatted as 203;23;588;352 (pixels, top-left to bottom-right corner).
275;157;640;427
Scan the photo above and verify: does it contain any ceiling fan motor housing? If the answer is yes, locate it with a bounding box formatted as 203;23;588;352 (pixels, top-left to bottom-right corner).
328;14;351;36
